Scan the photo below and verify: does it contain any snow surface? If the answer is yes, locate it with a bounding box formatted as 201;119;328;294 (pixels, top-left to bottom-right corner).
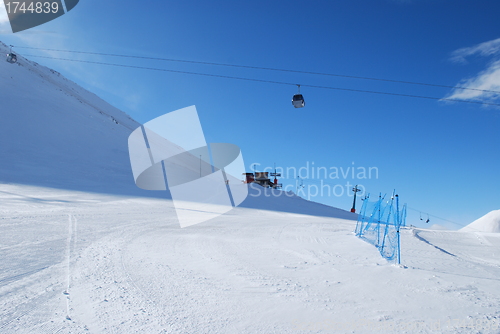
1;42;500;333
461;210;500;233
427;224;450;231
0;42;153;197
2;184;500;333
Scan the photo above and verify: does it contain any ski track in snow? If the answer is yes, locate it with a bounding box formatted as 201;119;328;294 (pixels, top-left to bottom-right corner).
1;185;500;333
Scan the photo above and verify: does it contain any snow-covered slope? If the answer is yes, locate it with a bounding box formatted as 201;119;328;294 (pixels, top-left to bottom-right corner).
427;223;449;230
1;184;500;334
0;41;150;196
0;41;359;216
240;184;357;219
460;209;500;233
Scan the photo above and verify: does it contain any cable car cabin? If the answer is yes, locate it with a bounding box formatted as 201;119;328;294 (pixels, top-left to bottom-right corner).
6;53;17;64
292;94;305;108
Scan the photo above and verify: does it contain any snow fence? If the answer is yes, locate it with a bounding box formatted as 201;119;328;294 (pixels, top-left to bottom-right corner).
355;194;407;264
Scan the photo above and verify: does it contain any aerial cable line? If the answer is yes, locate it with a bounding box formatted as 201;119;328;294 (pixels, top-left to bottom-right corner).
21;54;500;108
13;45;500;95
406;206;464;227
407;207;486;233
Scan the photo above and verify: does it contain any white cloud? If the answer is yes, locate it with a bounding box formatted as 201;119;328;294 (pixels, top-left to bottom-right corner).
444;38;500;104
445;60;500;101
450;38;500;64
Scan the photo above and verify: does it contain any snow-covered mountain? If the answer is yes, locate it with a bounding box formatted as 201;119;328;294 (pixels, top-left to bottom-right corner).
0;41;151;196
0;41;359;217
460;209;500;233
1;42;500;334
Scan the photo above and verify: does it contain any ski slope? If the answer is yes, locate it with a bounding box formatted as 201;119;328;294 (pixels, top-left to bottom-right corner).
1;42;500;333
0;42;152;197
1;184;500;333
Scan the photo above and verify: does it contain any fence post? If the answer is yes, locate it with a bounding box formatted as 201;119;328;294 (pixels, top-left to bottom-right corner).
375;194;382;246
396;194;401;265
380;195;394;255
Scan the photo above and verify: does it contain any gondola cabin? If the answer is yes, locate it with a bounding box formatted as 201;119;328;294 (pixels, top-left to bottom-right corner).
6;53;17;64
292;93;305;108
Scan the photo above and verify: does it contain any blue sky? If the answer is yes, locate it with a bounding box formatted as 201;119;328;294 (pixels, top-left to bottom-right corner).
1;0;500;229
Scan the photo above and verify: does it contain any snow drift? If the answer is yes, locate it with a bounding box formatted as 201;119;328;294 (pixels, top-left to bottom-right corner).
460;209;500;233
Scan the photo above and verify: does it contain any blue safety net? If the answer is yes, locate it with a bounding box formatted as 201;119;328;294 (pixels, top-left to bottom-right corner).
355;194;406;263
